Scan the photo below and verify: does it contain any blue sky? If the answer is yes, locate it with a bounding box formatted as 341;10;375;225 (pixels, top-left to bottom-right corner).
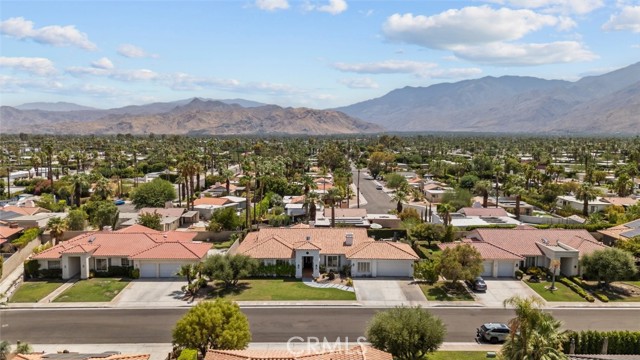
1;0;639;109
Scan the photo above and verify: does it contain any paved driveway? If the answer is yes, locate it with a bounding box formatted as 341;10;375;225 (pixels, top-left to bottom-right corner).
353;279;426;303
474;279;543;307
115;279;187;306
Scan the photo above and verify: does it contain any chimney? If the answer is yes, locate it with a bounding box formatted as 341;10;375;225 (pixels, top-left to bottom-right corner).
102;226;112;232
345;232;353;246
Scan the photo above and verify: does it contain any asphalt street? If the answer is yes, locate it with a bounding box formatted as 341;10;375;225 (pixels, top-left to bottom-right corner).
352;168;393;214
2;307;639;344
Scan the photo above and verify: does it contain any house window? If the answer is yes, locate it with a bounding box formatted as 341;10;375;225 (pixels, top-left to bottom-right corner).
276;259;288;265
357;262;371;273
121;258;130;267
327;256;339;268
96;259;108;272
48;260;61;269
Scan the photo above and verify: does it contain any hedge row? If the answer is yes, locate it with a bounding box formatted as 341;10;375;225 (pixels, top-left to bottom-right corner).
254;263;296;277
568;276;609;302
559;277;594;302
533;223;610;231
11;228;41;248
367;229;408;240
415;245;431;259
563;330;640;354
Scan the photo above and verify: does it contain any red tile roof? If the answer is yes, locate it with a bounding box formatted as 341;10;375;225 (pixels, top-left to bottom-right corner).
235;228;418;260
33;226;203;261
139;207;186;218
16;354;151;360
117;224;161;233
194;197;232;206
0;225;23;239
470;228;605;258
2;205;47;216
439;241;523;260
206;346;392;360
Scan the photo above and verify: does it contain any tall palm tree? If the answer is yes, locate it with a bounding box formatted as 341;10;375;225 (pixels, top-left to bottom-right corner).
575;182;599;217
502;295;568;360
70;173;88;207
391;185;408;213
323;188;342;228
437;203;456;226
305;191;319;223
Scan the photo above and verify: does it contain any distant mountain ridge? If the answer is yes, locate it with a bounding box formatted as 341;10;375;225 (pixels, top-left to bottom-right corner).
1;98;382;135
335;62;640;134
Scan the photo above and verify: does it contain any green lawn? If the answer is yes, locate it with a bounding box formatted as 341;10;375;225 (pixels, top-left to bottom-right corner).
419;282;474;301
53;278;129;302
9;280;65;303
209;279;356;301
524;280;585;302
623;281;640;288
212;239;235;249
593;287;640;302
429;351;490;360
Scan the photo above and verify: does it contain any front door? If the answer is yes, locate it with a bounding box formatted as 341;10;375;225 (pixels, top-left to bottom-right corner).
303;256;313;269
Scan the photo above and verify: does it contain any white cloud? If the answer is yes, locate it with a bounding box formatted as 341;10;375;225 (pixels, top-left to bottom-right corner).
317;0;348;15
168;73;300;95
256;0;289;11
117;44;158;58
305;0;348;15
332;60;482;78
333;60;437;74
452;41;598;66
486;0;604;15
91;57;114;70
338;77;379;89
0;17;96;50
603;6;640;33
383;6;573;49
0;74;63;93
67;66;158;82
0;56;57;76
633;44;640;48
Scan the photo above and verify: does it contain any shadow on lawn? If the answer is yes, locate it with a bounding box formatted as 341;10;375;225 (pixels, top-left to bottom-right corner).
427;282;472;301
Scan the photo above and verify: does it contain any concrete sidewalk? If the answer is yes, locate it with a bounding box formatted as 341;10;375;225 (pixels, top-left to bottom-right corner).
39;278;79;303
27;342;501;360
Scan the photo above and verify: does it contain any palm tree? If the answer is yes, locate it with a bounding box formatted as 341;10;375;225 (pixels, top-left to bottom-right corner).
437;203;456;226
575;182;599;216
305;191;319;223
391;186;408;213
47;216;68;245
323;188;342;228
69;173;88;207
474;180;492;208
502;295;568;360
0;340;10;360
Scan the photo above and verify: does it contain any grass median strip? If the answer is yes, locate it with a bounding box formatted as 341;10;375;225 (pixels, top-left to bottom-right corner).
53;278;130;302
430;351;489;360
209;279;356;301
9;280;65;303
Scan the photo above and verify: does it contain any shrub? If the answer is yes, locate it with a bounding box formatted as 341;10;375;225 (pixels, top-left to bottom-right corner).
177;349;197;360
130;268;140;279
254;263;295;277
327;271;336;280
93;266;133;278
340;264;352;278
24;260;41;279
414;246;430;259
319;264;327;274
569;276;585;287
39;268;62;279
12;228;41;249
346;277;353;287
515;269;524;280
593;291;609;302
33;242;53;254
559;277;595;302
563;330;640;354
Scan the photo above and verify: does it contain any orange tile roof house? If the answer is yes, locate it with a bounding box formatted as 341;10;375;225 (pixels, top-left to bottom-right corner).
440;227;606;278
232;228;418;278
598;218;640;245
33;224;210;279
16;352;150;360
0;224;24;245
206;345;392;360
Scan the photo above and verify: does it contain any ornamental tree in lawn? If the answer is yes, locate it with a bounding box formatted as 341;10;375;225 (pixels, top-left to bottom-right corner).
172;299;251;356
131;178;176;209
367;306;445;360
581;247;637;287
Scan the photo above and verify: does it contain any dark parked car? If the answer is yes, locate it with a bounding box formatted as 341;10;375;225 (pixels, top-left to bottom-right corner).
467;276;487;292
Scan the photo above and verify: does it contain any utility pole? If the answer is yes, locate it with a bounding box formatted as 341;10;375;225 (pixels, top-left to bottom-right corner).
356;167;361;208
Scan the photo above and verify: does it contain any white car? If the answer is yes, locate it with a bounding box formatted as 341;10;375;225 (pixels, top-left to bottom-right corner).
364;175;374;180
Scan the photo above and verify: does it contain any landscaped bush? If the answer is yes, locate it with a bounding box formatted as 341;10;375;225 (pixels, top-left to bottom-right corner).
593;291;609;302
559;277;594;302
526;266;548;277
12;228;41;249
130;268;140;279
327;271;336;280
340;264;351;278
367;229;408;240
33;242;53;254
39;268;62;279
254;263;295;277
346;277;353;287
569;276;585;287
563;330;640;354
93;266;133;278
177;349;197;360
24;259;41;279
414;245;430;259
515;269;524;280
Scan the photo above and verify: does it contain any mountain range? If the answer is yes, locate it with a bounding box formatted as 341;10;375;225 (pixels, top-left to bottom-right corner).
1;98;382;135
335;62;640;134
2;62;638;135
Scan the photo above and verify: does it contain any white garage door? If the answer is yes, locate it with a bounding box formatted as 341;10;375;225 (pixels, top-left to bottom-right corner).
376;260;411;277
159;263;182;278
482;261;494;277
497;261;515;278
140;263;157;278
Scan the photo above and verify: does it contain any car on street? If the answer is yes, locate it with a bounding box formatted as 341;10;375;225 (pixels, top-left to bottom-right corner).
364;175;374;180
477;323;511;344
114;199;125;205
375;185;383;190
467;276;487;292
